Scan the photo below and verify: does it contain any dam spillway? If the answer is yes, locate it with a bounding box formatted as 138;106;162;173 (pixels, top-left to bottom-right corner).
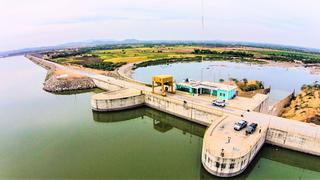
27;54;320;178
91;83;320;177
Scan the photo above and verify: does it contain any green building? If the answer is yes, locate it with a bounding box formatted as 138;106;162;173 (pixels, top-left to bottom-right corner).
176;80;237;100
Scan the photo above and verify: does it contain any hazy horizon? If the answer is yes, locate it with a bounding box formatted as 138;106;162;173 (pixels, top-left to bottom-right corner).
1;0;320;51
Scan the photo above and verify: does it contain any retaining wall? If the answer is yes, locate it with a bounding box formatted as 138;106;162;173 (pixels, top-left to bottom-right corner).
268;92;294;116
91;93;145;112
266;116;320;156
144;93;224;126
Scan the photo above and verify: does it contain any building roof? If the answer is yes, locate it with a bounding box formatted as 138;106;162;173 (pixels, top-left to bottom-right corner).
177;80;237;91
153;75;173;79
152;75;174;83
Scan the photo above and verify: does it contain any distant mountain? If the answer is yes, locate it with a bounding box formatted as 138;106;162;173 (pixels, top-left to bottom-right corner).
1;39;320;58
0;46;61;58
0;39;139;58
222;41;320;54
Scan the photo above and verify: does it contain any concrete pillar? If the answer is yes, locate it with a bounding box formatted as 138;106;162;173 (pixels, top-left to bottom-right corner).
161;82;165;96
171;82;174;93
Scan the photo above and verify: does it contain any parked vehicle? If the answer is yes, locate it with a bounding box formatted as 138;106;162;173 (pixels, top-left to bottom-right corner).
246;123;258;134
234;120;248;131
212;99;226;107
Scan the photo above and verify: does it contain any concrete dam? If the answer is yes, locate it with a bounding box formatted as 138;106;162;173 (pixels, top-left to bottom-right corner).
28;55;320;177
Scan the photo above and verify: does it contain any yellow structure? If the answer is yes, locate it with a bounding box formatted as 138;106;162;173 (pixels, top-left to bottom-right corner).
152;75;175;96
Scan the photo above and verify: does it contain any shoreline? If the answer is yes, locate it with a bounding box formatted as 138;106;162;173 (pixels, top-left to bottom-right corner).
119;59;319;81
43;69;97;93
27;54;97;92
117;62;148;85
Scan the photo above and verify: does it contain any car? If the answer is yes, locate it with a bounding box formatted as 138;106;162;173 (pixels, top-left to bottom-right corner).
234;120;248;131
246;123;258;134
212;99;226;107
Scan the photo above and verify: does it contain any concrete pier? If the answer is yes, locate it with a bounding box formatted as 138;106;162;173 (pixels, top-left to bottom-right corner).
91;89;145;112
202;115;268;177
202;111;320;177
89;77;320;177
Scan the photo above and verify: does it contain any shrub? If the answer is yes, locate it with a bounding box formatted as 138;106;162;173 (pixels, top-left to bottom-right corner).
229;77;238;83
83;62;126;71
243;78;248;85
134;57;202;69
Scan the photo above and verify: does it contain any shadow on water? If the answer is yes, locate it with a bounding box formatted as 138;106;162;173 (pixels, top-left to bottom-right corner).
92;107;320;179
93;107;206;137
260;144;320;172
200;144;320;179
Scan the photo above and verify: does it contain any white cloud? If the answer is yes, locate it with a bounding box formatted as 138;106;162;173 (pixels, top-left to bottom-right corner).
0;0;319;51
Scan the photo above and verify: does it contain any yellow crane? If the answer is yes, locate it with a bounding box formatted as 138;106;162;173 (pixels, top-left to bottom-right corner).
151;75;175;96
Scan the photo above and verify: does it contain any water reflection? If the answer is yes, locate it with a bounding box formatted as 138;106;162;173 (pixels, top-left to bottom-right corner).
260;144;320;172
199;144;320;179
93;107;320;179
93;108;146;123
93;107;206;137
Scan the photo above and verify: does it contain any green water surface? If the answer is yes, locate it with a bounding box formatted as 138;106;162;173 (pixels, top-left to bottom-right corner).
0;56;319;179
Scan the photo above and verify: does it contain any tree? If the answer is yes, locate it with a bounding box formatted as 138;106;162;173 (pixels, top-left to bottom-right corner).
219;79;225;83
256;81;264;89
243;78;248;85
229;77;238;83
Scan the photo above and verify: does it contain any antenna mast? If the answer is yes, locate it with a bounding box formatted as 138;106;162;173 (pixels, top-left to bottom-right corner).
200;0;205;79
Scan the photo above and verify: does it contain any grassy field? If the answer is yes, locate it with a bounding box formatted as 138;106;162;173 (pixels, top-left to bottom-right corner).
88;46;199;63
44;45;320;71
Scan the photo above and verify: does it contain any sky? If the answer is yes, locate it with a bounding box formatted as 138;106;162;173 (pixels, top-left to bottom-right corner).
0;0;319;51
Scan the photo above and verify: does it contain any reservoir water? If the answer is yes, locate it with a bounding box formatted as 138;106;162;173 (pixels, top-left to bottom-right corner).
133;61;320;101
0;56;320;179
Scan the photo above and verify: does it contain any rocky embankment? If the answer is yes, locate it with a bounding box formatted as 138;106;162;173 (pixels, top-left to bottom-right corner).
43;70;96;92
26;54;97;92
282;83;320;124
